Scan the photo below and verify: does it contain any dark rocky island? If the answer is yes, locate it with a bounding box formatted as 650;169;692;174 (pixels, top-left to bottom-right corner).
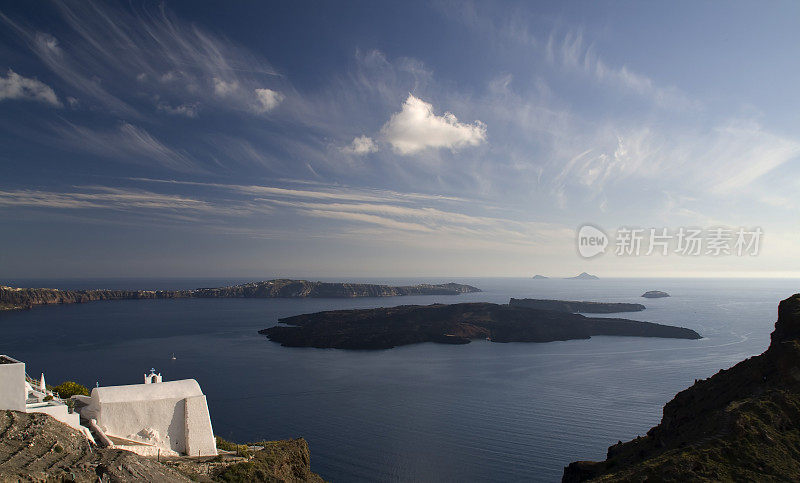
563;293;800;482
510;298;645;313
261;302;700;350
0;280;481;311
641;290;670;298
566;272;600;280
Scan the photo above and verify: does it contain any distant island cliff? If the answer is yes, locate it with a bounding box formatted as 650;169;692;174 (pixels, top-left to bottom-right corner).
510;298;645;313
566;272;600;280
0;280;481;311
261;302;700;350
563;293;800;481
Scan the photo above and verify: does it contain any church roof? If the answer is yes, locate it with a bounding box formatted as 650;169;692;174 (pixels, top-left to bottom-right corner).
91;379;203;403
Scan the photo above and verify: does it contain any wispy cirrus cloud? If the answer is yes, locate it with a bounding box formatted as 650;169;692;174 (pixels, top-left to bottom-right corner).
1;1;285;118
130;177;469;204
0;186;219;212
54;122;198;172
125;178;569;248
553;120;800;197
544;29;697;111
257;197;570;244
0;178;570;252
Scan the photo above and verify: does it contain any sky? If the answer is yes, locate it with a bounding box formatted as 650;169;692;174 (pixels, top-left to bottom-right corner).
1;0;799;279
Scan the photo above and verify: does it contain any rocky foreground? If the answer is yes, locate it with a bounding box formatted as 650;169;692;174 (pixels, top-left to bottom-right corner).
0;280;481;311
261;302;700;350
0;410;323;482
563;293;800;481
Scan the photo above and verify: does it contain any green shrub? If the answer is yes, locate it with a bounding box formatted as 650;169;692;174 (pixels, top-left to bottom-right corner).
52;381;89;398
215;437;251;457
43;395;53;401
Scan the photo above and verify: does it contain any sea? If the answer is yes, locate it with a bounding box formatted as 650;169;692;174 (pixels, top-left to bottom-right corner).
1;277;797;482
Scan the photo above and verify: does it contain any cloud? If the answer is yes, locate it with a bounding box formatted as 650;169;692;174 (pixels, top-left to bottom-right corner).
257;197;571;249
213;78;239;96
254;88;283;112
56;122;197;172
380;94;487;155
1;2;282;117
545;29;696;110
157;102;199;118
703;121;800;193
0;186;221;212
0;69;61;106
341;135;378;155
132;177;468;203
0;177;572;254
122;177;569;251
552;119;800;202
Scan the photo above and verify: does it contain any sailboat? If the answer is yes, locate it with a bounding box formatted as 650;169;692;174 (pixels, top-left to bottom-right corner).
170;353;176;361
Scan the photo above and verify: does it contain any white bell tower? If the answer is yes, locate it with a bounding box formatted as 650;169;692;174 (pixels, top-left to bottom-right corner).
144;368;162;384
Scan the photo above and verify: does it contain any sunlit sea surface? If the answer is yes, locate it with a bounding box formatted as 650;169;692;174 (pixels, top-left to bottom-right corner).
2;277;797;482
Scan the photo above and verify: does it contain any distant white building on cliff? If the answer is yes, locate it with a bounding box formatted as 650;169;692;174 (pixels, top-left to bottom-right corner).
74;368;217;457
0;355;92;440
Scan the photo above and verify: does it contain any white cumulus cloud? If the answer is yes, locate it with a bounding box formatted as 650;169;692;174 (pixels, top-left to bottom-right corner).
342;135;378;155
380;94;486;155
0;69;61;106
254;88;283;113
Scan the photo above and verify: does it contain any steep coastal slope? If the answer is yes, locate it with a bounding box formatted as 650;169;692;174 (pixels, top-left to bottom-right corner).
0;280;481;310
0;410;324;482
261;302;700;350
563;293;800;482
509;298;645;313
0;410;190;482
211;439;324;482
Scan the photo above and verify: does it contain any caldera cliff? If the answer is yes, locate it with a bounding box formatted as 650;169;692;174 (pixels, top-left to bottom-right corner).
563;293;800;482
0;280;481;311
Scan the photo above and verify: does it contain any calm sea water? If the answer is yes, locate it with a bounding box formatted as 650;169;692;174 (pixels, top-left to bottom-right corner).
1;277;797;482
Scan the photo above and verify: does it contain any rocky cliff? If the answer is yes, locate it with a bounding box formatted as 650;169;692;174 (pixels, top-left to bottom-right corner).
212;439;324;482
0;410;324;482
262;302;700;350
0;280;481;311
509;298;646;313
563;293;800;482
0;410;190;482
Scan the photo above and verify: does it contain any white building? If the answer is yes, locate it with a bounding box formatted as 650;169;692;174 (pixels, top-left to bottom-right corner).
1;356;217;458
0;355;92;441
74;369;217;457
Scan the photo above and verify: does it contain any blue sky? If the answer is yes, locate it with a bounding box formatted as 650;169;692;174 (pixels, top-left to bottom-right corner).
1;0;799;278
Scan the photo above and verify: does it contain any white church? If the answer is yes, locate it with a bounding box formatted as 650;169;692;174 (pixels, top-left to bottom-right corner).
0;355;217;458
